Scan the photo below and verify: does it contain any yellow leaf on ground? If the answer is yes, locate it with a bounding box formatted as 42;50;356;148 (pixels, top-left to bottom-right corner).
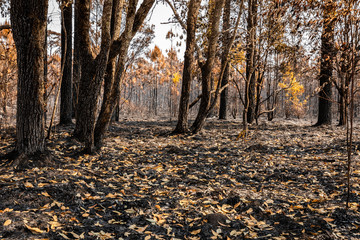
58;232;70;239
3;219;12;226
105;193;117;198
24;182;34;188
323;218;334;222
69;232;79;238
25;224;45;234
49;221;62;230
41;192;51;197
191;229;201;235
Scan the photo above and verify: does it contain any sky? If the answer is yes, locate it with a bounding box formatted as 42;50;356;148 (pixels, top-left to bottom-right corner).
47;1;185;57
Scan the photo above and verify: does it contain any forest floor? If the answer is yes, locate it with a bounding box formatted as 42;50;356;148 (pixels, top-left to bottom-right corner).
0;118;360;240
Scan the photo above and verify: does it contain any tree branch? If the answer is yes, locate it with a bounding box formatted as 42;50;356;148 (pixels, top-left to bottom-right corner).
0;24;11;30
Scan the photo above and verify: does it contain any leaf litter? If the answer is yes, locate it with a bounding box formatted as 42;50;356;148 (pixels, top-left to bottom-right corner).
0;118;359;239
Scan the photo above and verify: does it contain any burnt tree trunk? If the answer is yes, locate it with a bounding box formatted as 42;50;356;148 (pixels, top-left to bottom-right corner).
244;0;258;124
60;1;73;125
94;0;155;148
72;0;81;118
173;0;201;134
219;0;231;120
10;0;48;155
191;0;225;133
96;0;123;131
74;0;113;152
315;0;335;126
338;88;347;126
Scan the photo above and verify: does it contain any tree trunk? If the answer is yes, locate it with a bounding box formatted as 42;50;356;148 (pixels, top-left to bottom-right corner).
74;0;113;152
10;0;48;155
338;90;347;126
219;0;231;120
94;0;155;148
266;71;273;121
315;0;335;126
173;0;202;134
94;0;123;145
60;1;73;125
244;0;258;124
72;0;81;118
191;0;225;133
44;24;48;124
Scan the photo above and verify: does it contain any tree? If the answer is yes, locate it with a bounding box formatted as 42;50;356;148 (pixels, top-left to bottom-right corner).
74;0;114;152
60;0;73;125
74;0;155;152
333;1;360;126
315;0;336;126
244;0;258;125
10;0;48;157
73;0;81;117
219;0;231;120
94;0;155;149
172;0;202;134
190;0;225;133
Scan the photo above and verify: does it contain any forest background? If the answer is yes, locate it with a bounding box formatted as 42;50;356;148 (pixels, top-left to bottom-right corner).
0;0;358;135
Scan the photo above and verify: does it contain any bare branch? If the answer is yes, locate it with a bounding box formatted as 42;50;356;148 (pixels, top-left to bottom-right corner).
0;24;10;30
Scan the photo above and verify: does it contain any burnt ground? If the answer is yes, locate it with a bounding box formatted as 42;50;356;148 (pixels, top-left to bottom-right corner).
0;118;359;240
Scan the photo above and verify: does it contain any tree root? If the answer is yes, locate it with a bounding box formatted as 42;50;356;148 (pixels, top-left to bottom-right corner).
7;150;56;170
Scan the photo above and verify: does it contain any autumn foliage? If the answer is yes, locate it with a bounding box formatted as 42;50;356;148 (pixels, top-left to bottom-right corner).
0;26;16;124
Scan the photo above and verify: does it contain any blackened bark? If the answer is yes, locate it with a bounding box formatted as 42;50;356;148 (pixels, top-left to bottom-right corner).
315;0;335;126
44;24;48;123
173;0;201;134
191;0;225;133
60;1;73;125
338;89;347;126
74;0;113;152
244;0;257;124
10;0;48;154
94;0;155;148
219;0;231;120
72;0;81;118
337;18;352;126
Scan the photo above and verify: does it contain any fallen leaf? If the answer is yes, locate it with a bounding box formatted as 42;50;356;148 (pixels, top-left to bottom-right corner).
58;232;70;239
3;219;12;226
49;221;62;230
323;218;334;222
190;229;201;235
41;192;51;197
24;182;34;188
69;232;79;238
25;224;45;234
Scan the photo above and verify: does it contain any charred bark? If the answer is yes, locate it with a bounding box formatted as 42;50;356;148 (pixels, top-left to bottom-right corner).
94;0;155;148
10;0;48;155
60;1;73;125
74;0;113;152
191;0;225;134
244;0;258;124
219;0;231;120
315;0;335;126
72;0;81;118
173;0;201;134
